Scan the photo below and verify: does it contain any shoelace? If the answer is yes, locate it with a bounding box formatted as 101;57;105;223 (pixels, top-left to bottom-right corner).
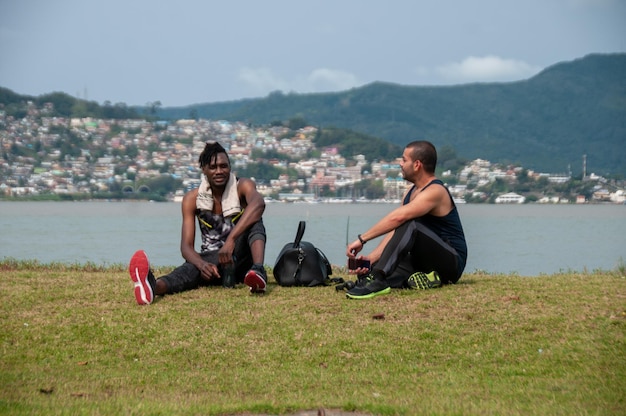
409;273;430;289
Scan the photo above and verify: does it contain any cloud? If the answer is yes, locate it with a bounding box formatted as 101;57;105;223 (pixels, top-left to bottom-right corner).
307;68;360;91
238;67;289;94
239;67;360;96
436;55;542;83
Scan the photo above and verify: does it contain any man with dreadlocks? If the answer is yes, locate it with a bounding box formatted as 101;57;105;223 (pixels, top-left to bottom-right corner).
129;141;268;305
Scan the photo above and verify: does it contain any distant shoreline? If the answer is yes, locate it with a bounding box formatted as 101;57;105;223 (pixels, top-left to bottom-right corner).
1;196;624;205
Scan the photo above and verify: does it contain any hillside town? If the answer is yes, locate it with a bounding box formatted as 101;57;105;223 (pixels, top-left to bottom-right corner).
1;101;625;204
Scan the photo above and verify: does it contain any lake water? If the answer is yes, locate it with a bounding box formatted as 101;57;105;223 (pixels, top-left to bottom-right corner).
1;201;625;276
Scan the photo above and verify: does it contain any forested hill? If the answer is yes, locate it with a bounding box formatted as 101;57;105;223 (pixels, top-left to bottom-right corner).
161;53;626;176
1;54;624;176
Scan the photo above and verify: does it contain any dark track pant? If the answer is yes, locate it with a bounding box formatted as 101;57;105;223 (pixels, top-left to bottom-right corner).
375;220;461;286
160;220;266;293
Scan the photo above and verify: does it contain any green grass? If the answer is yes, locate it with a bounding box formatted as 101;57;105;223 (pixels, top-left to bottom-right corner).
1;259;625;415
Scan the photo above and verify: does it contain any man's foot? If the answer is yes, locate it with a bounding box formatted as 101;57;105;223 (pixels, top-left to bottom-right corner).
335;271;373;292
345;275;391;299
406;271;442;290
244;264;267;293
129;250;156;305
354;272;375;288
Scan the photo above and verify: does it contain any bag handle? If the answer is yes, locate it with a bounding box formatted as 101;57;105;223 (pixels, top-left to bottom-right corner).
316;247;332;276
292;221;306;247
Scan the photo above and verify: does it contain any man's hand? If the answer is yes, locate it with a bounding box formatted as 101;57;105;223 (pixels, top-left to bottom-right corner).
199;262;220;281
347;255;371;275
218;240;235;265
346;239;363;258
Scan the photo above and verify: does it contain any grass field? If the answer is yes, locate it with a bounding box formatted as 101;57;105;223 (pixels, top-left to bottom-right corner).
1;259;625;415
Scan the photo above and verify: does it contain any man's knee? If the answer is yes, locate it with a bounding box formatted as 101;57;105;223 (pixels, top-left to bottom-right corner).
249;233;266;246
247;220;266;245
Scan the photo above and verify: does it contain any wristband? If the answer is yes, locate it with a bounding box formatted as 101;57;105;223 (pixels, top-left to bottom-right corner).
358;234;366;245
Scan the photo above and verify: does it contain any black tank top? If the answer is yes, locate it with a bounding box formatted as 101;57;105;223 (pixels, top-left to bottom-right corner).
404;179;467;273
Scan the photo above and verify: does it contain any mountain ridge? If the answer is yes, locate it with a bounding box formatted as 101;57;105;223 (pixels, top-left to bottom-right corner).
160;53;626;176
1;53;624;176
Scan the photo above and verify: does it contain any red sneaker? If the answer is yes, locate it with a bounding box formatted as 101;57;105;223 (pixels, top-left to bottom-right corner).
129;250;155;305
244;265;267;294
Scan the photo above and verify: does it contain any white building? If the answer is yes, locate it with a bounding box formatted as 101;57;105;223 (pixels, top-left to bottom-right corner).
495;192;525;204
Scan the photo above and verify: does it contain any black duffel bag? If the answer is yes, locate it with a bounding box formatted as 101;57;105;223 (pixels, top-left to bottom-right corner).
273;221;332;287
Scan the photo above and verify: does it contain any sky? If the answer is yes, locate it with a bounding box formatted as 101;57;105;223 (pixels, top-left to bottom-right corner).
1;0;624;107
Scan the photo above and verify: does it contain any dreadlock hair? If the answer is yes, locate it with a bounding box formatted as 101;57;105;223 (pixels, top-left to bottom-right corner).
198;141;229;168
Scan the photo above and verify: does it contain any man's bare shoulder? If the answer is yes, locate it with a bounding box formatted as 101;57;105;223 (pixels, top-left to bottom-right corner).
184;188;199;199
236;177;255;187
236;177;260;194
182;188;199;208
425;180;453;214
430;180;449;195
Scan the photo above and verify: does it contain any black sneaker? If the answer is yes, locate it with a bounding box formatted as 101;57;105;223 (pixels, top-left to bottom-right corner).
129;250;157;305
354;272;375;288
244;264;267;293
406;271;442;290
346;276;391;299
336;272;374;292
